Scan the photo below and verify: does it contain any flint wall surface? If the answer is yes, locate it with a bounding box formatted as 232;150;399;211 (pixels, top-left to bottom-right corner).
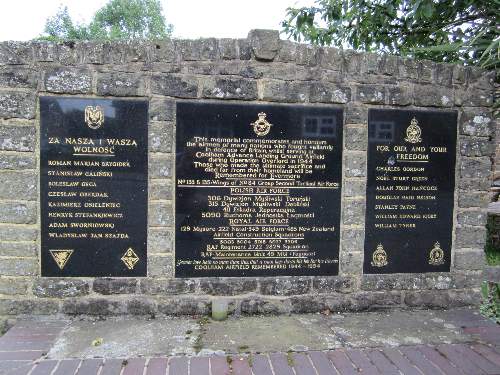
0;30;496;317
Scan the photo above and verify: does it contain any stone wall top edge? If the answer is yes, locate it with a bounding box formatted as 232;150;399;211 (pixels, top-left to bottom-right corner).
0;29;493;84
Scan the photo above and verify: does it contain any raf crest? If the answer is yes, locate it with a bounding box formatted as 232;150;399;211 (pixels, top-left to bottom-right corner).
84;106;104;130
404;117;422;143
121;247;140;270
371;243;388;267
251;112;272;137
428;241;445;266
49;249;73;270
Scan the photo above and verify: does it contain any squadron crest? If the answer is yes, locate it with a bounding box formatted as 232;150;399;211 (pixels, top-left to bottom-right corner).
251;112;272;137
84;106;104;130
371;243;388;267
428;241;445;266
404;117;422;143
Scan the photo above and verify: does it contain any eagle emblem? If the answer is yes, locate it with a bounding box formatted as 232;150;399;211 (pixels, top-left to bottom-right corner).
84;106;104;130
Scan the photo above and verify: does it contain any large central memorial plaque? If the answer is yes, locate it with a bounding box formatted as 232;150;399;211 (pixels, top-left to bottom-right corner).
364;109;457;274
176;102;343;277
40;97;148;277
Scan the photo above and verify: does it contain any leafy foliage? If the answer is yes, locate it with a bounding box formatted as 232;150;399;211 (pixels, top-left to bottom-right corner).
480;282;500;324
39;0;172;41
282;0;499;68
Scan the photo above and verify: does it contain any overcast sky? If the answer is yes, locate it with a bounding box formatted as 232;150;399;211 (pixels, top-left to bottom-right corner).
0;0;313;41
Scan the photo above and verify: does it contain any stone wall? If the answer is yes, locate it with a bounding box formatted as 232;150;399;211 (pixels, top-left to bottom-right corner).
0;30;496;317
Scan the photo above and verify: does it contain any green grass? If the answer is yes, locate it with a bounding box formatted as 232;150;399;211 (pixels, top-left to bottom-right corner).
485;216;500;266
480;282;500;324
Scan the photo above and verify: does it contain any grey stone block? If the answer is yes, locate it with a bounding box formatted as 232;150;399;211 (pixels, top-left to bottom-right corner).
33;279;90;297
309;82;351;103
200;279;257;295
295;44;320;66
44;67;92;94
454;250;486;270
457;210;487;226
0;67;37;88
345;103;368;124
0;201;37;224
289;295;331;313
150;180;172;201
93;278;137;295
0;171;36;200
149;155;172;178
149;121;173;153
140;279;196;295
0;258;37;276
318;47;342;71
151;74;198;98
148;227;173;253
356;85;385;104
62;298;125;315
339;251;363;275
458;191;490;208
237;39;252;60
157;297;210;315
459;109;494;137
202;77;258;100
387;85;412;105
0;92;35;119
248;29;280;61
344;153;366;177
398;58;419;80
468;68;495;90
341;229;364;252
79;42;105;64
455;226;487;248
259;277;311;296
0;41;32;65
350;291;402;310
177;39;219;61
0;153;35;169
343;199;365;225
344;179;366;197
343;50;362;74
0;242;36;257
151;40;176;63
460;157;491;179
218;39;238;60
361;274;424;291
413;84;453;107
0;299;59;315
276;40;297;63
148;255;173;277
148;203;173;227
458;178;491;191
460;137;495;157
0;125;35;152
404;289;480;308
261;79;308;102
312;277;354;293
56;42;78;65
0;278;29;295
96;72;146;96
240;298;290;315
456;89;493;107
0;225;37;241
150;97;175;121
344;126;367;151
433;64;454;87
126;298;156;316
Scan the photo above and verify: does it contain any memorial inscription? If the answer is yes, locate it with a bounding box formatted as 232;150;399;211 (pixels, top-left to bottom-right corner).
175;102;343;277
364;109;457;274
40;97;148;277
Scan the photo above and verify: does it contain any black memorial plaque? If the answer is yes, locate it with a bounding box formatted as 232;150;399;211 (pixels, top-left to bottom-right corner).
176;102;343;277
40;96;148;277
364;109;457;274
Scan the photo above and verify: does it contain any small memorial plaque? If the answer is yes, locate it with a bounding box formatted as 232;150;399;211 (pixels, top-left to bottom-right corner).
176;102;343;277
364;109;457;274
40;97;148;277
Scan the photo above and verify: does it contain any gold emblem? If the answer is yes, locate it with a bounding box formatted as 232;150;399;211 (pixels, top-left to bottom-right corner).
404;117;422;143
49;249;73;270
84;106;104;129
371;243;388;267
121;247;139;270
251;112;272;137
429;241;445;265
